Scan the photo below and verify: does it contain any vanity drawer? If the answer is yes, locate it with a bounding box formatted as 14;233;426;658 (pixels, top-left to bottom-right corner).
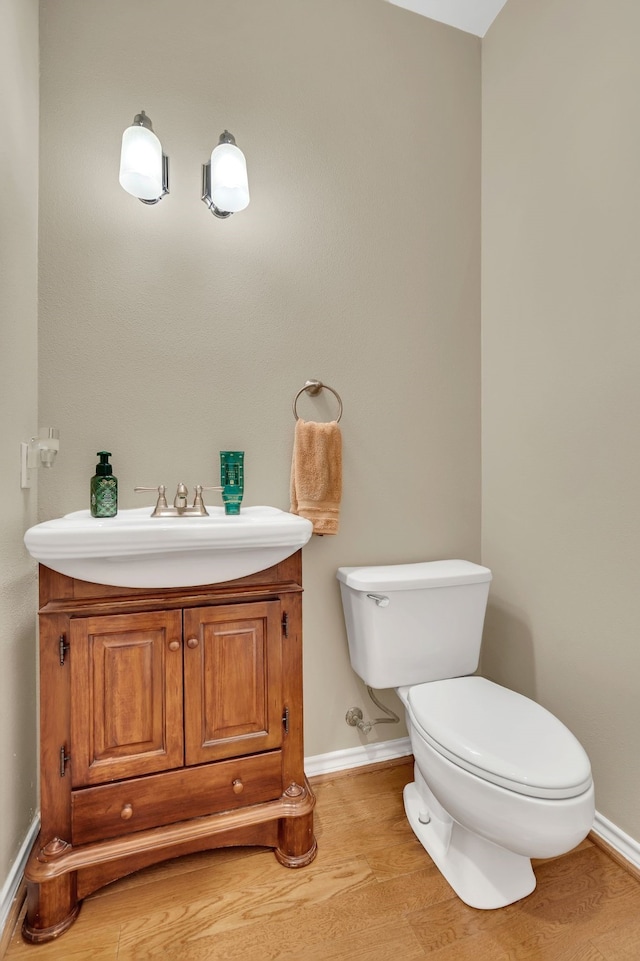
71;751;283;845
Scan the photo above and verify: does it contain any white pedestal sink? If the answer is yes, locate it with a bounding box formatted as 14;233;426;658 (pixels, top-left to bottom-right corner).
24;506;313;588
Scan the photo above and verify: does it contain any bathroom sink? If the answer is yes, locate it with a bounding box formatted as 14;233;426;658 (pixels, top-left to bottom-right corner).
24;506;313;588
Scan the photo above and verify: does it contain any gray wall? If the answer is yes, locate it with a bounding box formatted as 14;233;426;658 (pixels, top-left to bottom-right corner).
38;0;481;761
482;0;640;839
0;0;40;899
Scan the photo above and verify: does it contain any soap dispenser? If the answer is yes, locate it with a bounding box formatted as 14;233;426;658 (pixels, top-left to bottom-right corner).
91;451;118;517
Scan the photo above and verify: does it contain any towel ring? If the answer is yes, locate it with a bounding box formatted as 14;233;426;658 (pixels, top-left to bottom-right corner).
292;379;343;423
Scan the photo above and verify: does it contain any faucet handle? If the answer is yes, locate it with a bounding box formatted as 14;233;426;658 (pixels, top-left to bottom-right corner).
191;484;223;514
134;485;169;514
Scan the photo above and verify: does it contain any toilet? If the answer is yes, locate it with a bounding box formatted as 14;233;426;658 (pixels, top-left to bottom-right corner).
336;559;595;909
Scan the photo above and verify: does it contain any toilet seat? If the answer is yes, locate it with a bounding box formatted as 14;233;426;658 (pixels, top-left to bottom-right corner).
403;676;592;800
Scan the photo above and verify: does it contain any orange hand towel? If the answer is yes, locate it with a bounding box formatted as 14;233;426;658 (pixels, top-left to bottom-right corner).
290;418;342;535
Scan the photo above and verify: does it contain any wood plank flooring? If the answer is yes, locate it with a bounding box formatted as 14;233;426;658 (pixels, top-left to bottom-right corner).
5;758;640;960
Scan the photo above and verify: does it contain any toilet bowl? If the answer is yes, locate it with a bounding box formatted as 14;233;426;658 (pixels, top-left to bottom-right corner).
398;676;594;908
337;560;595;909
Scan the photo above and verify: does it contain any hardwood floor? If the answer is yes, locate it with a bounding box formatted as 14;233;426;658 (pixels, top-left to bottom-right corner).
5;758;640;960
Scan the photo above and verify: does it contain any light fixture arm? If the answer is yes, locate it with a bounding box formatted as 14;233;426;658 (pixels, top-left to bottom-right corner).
201;163;232;218
140;153;170;205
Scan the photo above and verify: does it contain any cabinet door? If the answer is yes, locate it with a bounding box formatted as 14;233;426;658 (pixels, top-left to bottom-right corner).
70;610;184;787
183;601;283;765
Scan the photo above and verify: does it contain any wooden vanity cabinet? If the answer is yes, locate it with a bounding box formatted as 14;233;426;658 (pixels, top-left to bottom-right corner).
23;552;316;944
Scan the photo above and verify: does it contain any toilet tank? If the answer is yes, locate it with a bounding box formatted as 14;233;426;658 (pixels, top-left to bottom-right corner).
336;560;492;689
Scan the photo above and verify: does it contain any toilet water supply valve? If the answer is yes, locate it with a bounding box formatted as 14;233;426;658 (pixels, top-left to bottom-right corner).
346;686;400;735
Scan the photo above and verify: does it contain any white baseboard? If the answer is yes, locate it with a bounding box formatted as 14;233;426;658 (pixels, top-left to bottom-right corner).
0;815;39;938
305;735;412;778
592;811;640;872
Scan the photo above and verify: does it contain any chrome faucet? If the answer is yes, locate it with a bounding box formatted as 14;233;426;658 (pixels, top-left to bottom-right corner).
134;483;223;517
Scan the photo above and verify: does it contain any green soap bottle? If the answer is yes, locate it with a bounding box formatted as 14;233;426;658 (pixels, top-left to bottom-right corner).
91;451;118;517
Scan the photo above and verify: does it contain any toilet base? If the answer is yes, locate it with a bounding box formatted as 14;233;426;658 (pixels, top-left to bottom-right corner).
403;781;536;909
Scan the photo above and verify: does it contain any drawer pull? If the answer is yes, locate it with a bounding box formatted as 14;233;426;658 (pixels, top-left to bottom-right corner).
120;803;133;820
186;637;199;649
232;779;244;795
168;639;180;651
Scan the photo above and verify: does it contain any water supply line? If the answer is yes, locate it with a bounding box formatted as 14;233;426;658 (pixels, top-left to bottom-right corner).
345;687;400;735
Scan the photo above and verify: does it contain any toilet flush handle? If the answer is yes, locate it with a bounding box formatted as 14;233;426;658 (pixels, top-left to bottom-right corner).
367;593;389;608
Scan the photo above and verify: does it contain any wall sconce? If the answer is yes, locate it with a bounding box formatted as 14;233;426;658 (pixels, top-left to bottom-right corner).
201;131;250;218
20;429;60;489
119;110;169;204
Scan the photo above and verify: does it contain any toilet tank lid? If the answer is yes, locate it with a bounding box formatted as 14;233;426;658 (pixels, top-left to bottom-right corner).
336;560;492;592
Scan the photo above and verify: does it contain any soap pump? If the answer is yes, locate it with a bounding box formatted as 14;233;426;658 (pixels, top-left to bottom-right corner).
91;451;118;517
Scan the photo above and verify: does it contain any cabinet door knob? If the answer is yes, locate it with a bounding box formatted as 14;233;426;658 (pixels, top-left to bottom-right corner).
232;779;244;795
186;637;199;649
168;639;180;652
120;803;133;820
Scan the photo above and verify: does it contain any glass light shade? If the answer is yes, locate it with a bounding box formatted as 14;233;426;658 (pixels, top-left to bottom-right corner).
119;123;163;201
210;141;250;213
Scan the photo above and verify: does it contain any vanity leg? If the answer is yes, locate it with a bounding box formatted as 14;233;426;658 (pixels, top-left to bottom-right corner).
22;876;81;944
274;780;317;868
276;811;317;867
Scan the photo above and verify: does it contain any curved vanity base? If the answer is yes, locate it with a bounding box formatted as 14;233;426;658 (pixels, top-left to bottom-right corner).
23;781;317;942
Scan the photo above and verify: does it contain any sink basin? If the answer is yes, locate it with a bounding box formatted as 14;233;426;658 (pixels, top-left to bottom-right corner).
24;506;313;588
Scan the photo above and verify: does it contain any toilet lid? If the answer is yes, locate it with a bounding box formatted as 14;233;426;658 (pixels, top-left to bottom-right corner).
406;676;592;800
